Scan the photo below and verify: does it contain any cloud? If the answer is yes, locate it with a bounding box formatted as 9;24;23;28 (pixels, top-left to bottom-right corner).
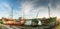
0;2;12;18
36;7;49;18
21;0;41;14
13;10;23;19
21;0;34;15
11;0;60;19
55;3;60;18
56;4;60;11
20;0;50;19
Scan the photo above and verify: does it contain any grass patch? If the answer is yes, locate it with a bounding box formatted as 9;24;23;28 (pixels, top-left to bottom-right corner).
56;24;60;29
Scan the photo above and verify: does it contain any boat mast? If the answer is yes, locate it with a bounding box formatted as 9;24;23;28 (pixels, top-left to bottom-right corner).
21;10;26;20
48;5;50;18
10;7;13;19
48;0;51;18
36;10;40;18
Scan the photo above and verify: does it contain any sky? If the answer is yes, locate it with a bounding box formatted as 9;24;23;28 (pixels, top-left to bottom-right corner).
0;0;60;19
